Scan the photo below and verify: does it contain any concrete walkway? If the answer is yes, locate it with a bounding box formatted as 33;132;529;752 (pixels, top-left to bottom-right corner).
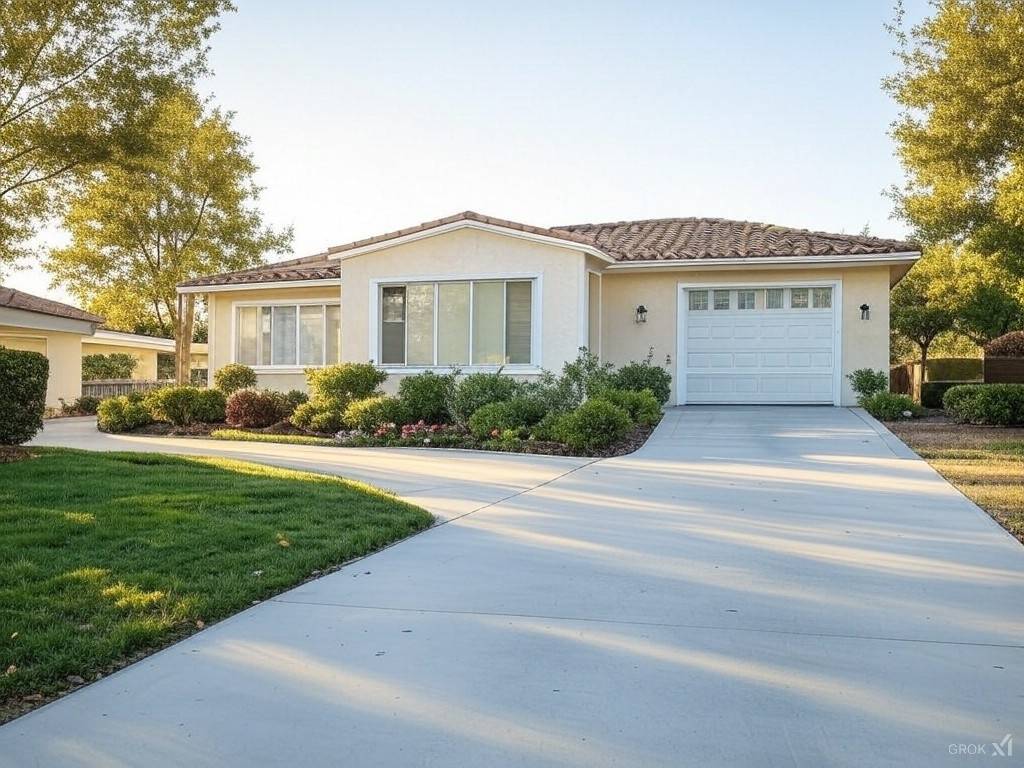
3;408;1023;767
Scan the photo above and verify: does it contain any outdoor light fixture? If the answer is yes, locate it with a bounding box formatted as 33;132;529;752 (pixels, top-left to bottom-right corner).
860;303;870;320
635;305;648;324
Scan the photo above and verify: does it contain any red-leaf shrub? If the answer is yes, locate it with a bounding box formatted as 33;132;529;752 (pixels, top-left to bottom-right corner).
984;331;1024;358
225;389;285;428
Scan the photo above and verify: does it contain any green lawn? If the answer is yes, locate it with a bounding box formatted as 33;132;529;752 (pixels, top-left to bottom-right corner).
887;421;1024;544
0;449;431;718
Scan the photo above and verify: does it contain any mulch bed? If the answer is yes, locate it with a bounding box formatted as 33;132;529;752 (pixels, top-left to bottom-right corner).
885;414;1024;450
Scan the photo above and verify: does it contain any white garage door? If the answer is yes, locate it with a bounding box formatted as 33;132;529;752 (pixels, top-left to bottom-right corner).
680;285;838;405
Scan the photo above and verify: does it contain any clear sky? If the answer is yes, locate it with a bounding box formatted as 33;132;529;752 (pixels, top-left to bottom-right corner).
8;0;929;303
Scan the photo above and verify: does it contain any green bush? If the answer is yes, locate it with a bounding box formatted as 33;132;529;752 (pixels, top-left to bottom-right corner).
213;363;257;394
282;389;308;414
146;386;204;426
0;347;49;445
530;412;570;442
596;388;662;426
290;400;345;434
556;399;632;452
921;381;980;409
398;371;456;423
861;392;922;421
467;397;547;439
610;350;672;404
344;395;409;432
307;363;386;403
81;352;137;381
943;383;1024;426
194;388;226;423
450;372;520;423
96;396;153;433
847;368;889;403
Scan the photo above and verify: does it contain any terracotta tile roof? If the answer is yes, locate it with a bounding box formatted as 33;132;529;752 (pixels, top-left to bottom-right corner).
178;253;339;288
179;212;919;289
551;218;918;261
0;286;103;324
324;210;601;256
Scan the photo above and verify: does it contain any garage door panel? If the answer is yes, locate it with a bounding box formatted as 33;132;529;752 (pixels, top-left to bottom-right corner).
682;285;837;405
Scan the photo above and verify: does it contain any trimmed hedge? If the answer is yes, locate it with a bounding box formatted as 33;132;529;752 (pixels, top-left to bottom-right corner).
861;392;922;421
82;352;137;381
344;395;409;432
556;399;632;451
467;397;547;439
398;371;455;424
213;363;257;394
984;331;1024;358
97;395;153;433
0;347;49;445
450;372;520;423
943;383;1024;426
921;380;980;409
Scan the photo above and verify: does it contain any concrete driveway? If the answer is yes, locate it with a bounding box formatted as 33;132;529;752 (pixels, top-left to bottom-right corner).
3;408;1023;767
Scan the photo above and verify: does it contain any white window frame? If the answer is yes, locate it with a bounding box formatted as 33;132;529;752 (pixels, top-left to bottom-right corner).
676;279;843;407
231;299;341;372
368;273;543;373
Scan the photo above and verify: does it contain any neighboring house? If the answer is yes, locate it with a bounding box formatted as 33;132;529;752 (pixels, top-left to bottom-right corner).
0;286;104;408
81;331;209;380
177;211;920;406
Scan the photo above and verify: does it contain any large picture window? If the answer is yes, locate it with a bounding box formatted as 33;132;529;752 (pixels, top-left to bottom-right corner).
235;303;341;367
379;279;534;366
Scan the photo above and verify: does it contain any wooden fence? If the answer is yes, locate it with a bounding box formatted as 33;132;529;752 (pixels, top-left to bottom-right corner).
81;379;173;399
984;357;1024;383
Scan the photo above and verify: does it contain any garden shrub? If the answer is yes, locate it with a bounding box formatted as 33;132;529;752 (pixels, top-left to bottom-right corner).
59;395;102;416
225;389;282;428
291;364;387;434
530;411;570;442
194;388;227;422
213;363;257;394
96;396;153;433
610;350;672;404
556;399;632;452
282;389;308;415
984;331;1024;358
943;383;1024;426
398;371;456;423
596;388;662;426
861;392;922;421
847;368;889;403
921;380;980;409
467;397;547;439
0;347;48;445
450;371;520;423
146;386;203;426
82;352;137;381
344;395;409;432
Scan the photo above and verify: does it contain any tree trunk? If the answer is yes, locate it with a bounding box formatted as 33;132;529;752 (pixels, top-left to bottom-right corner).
915;342;930;403
175;293;195;385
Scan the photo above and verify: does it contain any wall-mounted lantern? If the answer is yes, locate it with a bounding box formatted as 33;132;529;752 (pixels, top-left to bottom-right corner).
635;304;648;324
860;303;870;320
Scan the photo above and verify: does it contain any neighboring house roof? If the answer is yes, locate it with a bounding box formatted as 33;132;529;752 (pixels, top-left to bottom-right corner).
86;329;176;351
178;211;919;289
0;286;104;324
551;218;918;262
177;253;339;288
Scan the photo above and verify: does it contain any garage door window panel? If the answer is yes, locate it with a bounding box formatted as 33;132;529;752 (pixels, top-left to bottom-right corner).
713;290;731;310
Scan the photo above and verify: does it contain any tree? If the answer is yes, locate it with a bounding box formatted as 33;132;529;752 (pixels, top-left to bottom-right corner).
0;0;233;273
891;251;956;400
885;0;1024;263
46;88;292;376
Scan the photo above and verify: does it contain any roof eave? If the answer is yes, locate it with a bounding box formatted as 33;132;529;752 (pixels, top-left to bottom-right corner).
602;251;921;270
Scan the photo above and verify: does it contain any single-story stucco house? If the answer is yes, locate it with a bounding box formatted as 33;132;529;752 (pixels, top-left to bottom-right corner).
177;211;920;406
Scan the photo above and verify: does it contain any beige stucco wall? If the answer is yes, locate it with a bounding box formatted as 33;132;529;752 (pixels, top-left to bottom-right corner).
0;325;85;407
339;227;588;394
207;284;342;392
81;342;159;380
599;264;893;405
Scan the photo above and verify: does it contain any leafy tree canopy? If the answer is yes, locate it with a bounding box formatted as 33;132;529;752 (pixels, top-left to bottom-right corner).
0;0;234;273
46;88;292;338
885;0;1024;266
